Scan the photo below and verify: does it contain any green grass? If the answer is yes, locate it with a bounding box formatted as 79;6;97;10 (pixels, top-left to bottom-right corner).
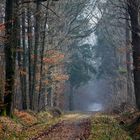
88;115;132;140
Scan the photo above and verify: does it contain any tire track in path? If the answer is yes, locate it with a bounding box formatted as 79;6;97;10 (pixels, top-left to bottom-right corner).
31;114;91;140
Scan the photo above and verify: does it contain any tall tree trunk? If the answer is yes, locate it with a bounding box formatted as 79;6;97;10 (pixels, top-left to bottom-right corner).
27;5;33;109
32;1;41;110
2;0;17;116
128;0;140;109
21;2;28;109
14;1;21;110
125;10;135;105
38;2;49;111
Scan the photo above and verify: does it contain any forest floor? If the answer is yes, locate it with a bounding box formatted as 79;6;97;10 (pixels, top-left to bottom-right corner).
0;109;140;140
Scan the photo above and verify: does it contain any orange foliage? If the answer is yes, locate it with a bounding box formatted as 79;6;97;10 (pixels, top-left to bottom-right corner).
0;116;23;133
43;80;49;85
53;74;69;81
0;20;15;32
0;23;5;32
19;69;27;76
14;110;38;126
43;51;65;64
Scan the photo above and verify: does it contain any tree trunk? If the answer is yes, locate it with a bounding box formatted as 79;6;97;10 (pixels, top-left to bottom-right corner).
128;0;140;109
21;3;28;109
38;3;49;110
125;10;135;105
2;0;16;116
32;1;41;110
27;5;33;109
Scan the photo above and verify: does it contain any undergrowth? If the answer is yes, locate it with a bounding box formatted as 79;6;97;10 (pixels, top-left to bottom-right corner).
88;114;132;140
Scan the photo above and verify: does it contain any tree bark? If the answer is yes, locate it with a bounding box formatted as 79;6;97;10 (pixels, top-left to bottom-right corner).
27;5;33;109
2;0;17;116
21;2;28;109
128;0;140;109
38;2;49;111
32;1;41;110
125;9;135;105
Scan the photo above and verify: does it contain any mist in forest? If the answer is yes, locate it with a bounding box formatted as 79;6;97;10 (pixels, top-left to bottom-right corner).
71;0;136;112
73;79;111;111
0;0;137;117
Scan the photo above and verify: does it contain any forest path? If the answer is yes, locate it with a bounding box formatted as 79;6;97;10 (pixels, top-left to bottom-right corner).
31;113;92;140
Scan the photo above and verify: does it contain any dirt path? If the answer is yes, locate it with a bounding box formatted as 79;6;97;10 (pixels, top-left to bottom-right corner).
31;114;91;140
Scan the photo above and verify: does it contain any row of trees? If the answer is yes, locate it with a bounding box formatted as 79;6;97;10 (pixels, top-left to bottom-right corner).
1;0;140;116
71;0;140;111
92;0;140;110
92;0;135;109
0;0;96;116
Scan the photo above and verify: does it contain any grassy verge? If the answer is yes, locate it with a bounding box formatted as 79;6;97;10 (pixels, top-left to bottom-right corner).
0;109;62;140
88;114;132;140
